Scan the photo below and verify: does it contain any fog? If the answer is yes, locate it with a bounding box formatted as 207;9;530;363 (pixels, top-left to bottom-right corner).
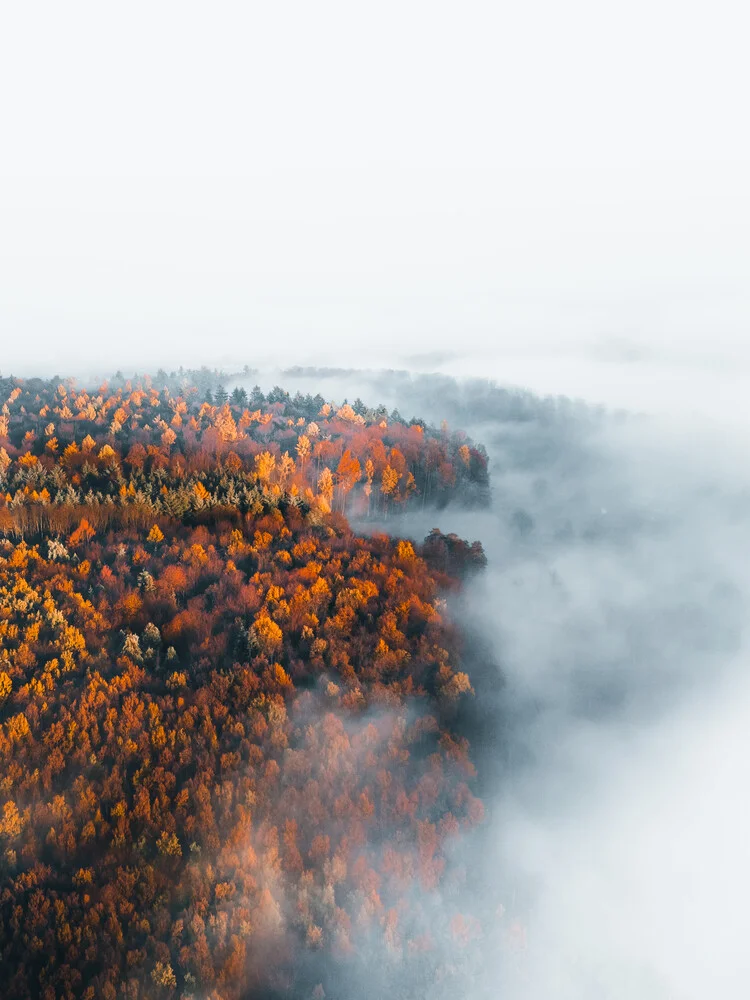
1;3;749;398
243;366;750;998
469;415;750;999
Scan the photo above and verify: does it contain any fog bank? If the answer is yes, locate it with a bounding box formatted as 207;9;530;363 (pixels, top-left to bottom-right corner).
271;366;750;998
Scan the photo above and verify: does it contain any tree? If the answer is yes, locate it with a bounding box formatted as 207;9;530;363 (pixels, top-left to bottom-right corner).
151;961;177;988
0;670;11;705
336;450;361;512
317;467;334;511
255;451;276;485
296;434;311;466
0;801;24;839
381;465;400;499
252;613;283;656
69;518;95;547
161;427;177;449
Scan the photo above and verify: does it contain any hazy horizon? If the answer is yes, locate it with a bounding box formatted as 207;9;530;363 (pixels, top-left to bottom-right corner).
2;2;748;428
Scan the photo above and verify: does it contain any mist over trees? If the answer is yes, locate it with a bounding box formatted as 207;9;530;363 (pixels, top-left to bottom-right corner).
2;365;746;998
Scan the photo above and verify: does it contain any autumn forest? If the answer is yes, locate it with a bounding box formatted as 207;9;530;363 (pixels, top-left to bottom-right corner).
0;371;495;999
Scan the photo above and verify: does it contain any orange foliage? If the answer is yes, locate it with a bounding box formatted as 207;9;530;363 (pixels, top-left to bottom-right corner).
0;370;489;1000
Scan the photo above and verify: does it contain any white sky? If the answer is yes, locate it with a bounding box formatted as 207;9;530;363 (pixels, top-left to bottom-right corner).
1;0;748;416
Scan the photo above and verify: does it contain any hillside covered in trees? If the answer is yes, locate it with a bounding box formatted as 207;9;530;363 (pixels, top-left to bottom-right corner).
0;372;493;999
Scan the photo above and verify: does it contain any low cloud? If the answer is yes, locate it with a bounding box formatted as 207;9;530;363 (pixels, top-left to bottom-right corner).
273;364;750;998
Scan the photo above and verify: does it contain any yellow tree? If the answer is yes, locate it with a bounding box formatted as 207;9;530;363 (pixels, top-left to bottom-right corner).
296;434;311;467
278;452;296;488
364;458;374;515
161;427;177;450
381;465;401;498
336;450;361;512
337;403;357;421
317;467;334;511
0;801;24;839
252;612;284;656
215;404;239;442
255;451;276;486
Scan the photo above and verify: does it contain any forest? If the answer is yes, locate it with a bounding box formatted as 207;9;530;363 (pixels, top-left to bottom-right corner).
0;372;492;999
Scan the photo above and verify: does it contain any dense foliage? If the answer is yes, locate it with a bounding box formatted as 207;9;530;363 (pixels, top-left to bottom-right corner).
0;374;490;999
0;372;489;538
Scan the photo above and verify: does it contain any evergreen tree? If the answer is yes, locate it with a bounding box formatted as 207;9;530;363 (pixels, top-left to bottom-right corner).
268;385;290;404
